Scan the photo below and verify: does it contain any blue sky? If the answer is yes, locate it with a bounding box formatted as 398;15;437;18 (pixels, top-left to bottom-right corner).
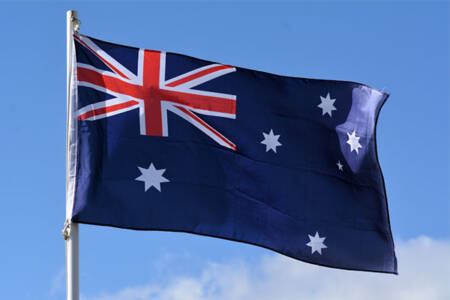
0;1;449;299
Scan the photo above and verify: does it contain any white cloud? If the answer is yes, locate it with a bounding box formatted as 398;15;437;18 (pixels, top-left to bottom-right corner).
83;236;450;300
49;267;65;297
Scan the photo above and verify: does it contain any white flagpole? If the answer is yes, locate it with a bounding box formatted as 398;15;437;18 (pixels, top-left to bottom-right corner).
65;10;80;300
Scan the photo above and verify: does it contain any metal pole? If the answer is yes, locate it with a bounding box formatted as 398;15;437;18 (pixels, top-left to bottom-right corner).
66;10;79;300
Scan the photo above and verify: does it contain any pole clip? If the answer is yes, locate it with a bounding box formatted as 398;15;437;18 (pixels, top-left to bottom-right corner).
62;219;72;240
71;15;81;32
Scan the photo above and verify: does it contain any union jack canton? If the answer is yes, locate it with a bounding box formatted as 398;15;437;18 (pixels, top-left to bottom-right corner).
74;34;237;150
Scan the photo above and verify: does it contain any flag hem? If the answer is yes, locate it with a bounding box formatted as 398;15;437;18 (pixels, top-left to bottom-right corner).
72;220;398;275
66;38;80;221
80;33;387;95
372;92;398;274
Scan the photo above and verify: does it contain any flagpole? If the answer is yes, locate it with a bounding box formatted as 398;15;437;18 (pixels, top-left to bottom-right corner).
65;10;79;300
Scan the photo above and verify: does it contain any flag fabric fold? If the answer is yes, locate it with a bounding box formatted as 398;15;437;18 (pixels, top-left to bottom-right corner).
68;33;397;274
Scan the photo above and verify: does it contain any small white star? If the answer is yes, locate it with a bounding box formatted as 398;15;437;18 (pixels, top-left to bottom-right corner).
135;163;170;192
261;129;282;153
346;130;362;154
318;92;337;117
337;160;343;171
306;232;327;255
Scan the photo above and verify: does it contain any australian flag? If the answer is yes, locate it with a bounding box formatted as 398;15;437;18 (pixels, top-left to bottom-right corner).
67;33;397;274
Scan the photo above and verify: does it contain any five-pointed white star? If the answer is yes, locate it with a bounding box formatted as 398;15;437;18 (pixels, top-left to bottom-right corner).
337;160;344;171
261;129;282;153
318;93;337;117
135;163;170;192
306;231;327;255
346;130;362;154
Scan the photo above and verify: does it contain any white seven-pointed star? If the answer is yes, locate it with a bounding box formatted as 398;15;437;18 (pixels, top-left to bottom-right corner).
337;160;344;171
346;130;362;154
318;92;337;117
135;163;170;192
261;129;282;153
306;232;327;255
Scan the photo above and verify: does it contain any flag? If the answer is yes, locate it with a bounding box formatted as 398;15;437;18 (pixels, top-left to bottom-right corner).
67;33;397;274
